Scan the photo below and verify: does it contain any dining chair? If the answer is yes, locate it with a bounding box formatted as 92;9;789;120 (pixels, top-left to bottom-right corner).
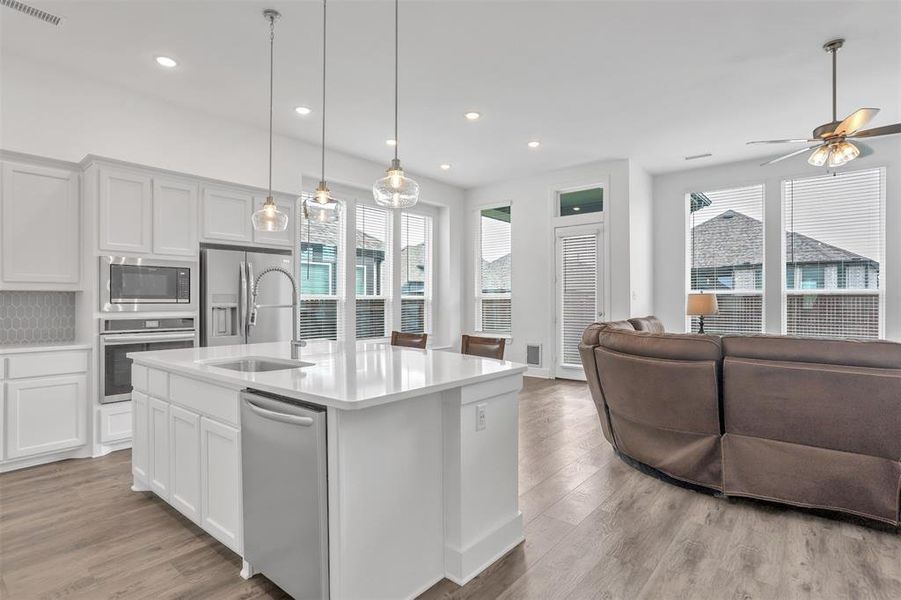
460;334;506;360
390;330;428;349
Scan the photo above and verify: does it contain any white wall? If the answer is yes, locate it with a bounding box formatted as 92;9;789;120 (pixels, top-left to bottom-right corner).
652;136;901;340
464;159;653;374
0;53;466;347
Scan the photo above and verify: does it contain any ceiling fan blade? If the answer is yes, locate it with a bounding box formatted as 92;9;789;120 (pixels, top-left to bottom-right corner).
849;123;901;139
760;145;820;166
747;139;817;145
834;108;880;136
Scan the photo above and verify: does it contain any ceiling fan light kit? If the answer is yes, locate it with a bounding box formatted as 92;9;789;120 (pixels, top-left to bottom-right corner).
748;38;901;169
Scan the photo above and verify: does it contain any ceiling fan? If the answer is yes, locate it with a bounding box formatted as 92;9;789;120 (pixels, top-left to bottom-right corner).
748;38;901;167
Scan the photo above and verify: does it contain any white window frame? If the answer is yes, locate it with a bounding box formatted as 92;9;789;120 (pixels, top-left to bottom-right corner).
296;194;346;341
474;202;512;335
354;201;394;340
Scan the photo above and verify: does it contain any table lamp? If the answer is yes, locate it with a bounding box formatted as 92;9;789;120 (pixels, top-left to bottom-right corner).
687;292;718;334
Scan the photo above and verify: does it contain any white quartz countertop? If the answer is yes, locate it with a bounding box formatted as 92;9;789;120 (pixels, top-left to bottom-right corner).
128;340;527;410
0;342;92;355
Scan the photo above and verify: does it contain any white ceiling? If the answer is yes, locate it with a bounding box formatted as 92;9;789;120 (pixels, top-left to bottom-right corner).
2;1;899;188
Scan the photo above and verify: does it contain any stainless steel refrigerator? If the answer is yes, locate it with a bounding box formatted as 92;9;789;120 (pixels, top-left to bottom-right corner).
201;247;294;347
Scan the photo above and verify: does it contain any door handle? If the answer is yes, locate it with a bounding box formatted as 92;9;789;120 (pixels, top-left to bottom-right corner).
239;261;247;338
246;400;314;427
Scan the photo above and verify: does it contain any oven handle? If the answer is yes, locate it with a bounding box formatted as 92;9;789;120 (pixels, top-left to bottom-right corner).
101;332;197;345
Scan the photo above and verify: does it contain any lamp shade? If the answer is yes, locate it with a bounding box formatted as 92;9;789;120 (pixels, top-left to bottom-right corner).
686;292;719;316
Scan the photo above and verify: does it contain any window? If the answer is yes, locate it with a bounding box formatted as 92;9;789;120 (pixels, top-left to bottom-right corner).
783;168;884;339
476;206;512;333
355;204;392;339
400;212;432;334
298;194;342;340
559;187;603;217
687;184;765;334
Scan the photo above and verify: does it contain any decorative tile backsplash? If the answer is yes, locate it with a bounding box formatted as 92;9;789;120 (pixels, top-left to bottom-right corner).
0;291;76;345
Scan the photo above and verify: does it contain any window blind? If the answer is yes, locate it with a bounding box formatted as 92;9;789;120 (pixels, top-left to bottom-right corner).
559;233;597;366
477;206;512;333
400;212;431;333
356;204;391;339
783;168;884;339
298;194;341;340
688;184;765;335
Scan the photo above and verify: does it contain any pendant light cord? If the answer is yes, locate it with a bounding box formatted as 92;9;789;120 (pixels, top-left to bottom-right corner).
321;0;327;184
394;0;399;162
268;13;275;198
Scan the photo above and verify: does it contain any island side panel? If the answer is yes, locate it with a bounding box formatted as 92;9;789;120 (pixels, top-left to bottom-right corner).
328;392;446;600
442;372;524;585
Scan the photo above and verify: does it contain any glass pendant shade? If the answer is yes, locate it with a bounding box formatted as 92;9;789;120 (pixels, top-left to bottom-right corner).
252;196;289;232
373;159;420;209
808;144;830;167
304;198;340;223
827;141;860;167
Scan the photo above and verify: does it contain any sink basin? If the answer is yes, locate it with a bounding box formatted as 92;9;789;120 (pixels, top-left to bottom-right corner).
202;356;314;373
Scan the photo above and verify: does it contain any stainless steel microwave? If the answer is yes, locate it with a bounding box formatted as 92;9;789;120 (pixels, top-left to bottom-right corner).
100;256;197;313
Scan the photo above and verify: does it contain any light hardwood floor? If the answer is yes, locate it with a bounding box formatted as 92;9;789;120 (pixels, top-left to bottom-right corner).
1;378;898;599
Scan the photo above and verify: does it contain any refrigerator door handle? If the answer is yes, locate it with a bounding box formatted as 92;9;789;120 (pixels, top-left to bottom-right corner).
246;260;255;331
239;260;247;340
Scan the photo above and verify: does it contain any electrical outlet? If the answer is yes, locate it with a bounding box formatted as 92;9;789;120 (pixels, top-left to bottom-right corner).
476;403;487;431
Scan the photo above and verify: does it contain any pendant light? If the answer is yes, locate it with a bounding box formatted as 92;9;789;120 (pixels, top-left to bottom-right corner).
252;9;289;232
304;0;340;224
372;0;420;209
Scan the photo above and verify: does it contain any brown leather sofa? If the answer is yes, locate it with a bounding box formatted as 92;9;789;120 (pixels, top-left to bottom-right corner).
580;316;901;526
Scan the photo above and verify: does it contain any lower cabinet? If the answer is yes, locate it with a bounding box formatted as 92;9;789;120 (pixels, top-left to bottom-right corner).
132;392;149;481
169;405;201;523
149;398;170;499
200;417;242;554
5;374;87;460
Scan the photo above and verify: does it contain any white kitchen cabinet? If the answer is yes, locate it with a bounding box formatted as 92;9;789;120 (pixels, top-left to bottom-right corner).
169;404;201;523
149;397;170;499
4;374;87;460
200;416;242;553
132;391;149;481
153;178;198;257
251;195;294;247
201;187;253;244
1;161;80;287
99;401;132;443
98;167;153;254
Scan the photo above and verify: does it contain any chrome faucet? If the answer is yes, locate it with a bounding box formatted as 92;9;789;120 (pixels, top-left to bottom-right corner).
251;266;306;359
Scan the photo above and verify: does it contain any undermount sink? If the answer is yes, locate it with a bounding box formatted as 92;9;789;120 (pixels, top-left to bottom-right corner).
202;356;314;373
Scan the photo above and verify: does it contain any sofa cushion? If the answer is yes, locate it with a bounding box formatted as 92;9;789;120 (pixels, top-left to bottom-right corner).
628;315;665;333
722;334;901;369
598;330;722;362
580;320;635;346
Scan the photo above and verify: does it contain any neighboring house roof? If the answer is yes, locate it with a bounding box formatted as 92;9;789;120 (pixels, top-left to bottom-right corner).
481;254;511;291
302;221;386;251
399;243;426;283
692;210;873;269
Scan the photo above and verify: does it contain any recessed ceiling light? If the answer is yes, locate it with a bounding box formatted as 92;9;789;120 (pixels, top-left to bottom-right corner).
573;206;581;211
440;163;451;170
386;139;397;146
295;106;312;116
155;56;178;68
527;140;541;148
464;111;481;121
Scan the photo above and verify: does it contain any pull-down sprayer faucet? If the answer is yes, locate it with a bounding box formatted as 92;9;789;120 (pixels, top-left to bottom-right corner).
251;266;305;359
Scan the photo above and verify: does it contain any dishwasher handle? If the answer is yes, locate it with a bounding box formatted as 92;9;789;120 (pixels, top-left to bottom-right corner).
245;399;314;427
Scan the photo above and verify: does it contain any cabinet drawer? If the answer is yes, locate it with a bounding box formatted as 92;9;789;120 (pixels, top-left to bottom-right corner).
7;351;88;379
148;368;169;399
132;364;149;393
100;402;132;443
170;375;239;426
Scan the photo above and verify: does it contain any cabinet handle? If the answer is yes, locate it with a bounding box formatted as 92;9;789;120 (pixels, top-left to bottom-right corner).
245;400;314;427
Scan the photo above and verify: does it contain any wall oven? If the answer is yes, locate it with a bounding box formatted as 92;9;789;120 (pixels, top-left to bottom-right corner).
100;256;196;313
100;318;196;404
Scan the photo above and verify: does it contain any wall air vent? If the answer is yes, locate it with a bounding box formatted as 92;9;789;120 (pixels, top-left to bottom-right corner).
1;0;61;25
525;344;542;367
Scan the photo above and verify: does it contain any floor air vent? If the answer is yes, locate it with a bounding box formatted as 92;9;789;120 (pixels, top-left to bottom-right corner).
1;0;61;25
525;344;542;367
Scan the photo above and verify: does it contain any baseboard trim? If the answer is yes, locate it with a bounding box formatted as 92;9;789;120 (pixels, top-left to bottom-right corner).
444;512;524;586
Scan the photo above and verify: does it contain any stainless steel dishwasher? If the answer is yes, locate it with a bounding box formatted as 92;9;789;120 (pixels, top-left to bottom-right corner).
241;390;329;599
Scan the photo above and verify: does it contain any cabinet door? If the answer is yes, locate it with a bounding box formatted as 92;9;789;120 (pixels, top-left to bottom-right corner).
169;405;201;523
153;179;198;257
200;417;242;553
99;401;132;443
5;374;86;459
251;195;294;247
148;397;170;499
1;162;80;285
132;391;149;481
98;167;153;253
200;187;253;244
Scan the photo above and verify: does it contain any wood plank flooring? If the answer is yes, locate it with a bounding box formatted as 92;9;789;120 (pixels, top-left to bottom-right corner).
1;377;898;599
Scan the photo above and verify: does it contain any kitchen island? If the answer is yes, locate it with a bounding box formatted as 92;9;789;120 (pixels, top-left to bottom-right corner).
128;340;526;600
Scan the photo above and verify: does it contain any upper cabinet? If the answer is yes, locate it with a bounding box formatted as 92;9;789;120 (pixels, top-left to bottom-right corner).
98;167;153;254
251;195;294;248
200;187;253;244
1;161;81;289
153;178;198;257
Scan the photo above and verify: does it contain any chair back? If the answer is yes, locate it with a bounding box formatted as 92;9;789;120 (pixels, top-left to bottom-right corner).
461;335;506;360
390;331;428;349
